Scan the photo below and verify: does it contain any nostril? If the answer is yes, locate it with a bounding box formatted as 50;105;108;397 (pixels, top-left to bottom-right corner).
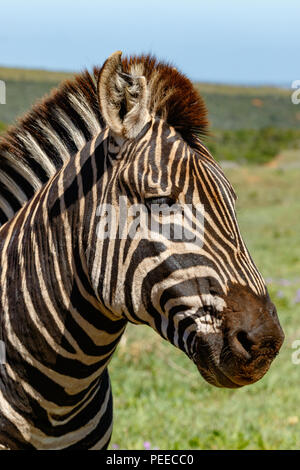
236;331;254;355
229;329;255;361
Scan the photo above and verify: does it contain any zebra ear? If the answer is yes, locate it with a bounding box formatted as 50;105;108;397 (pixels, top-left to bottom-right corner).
98;51;150;139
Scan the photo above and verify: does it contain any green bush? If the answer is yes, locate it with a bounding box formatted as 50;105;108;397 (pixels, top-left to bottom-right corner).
206;127;300;164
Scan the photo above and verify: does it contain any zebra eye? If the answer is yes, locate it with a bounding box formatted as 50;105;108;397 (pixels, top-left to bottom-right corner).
145;196;176;211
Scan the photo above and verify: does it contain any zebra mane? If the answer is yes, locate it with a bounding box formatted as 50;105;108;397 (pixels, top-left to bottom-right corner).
0;54;209;225
113;54;208;142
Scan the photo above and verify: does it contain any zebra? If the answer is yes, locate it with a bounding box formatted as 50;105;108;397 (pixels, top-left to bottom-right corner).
0;51;284;449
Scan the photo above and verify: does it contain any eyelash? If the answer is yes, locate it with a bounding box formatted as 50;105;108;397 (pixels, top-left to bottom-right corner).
145;196;176;211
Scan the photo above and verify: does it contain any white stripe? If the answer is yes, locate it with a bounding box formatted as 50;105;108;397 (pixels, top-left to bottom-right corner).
18;132;57;177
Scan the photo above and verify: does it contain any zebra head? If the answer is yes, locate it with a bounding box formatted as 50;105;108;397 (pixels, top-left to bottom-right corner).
91;52;284;389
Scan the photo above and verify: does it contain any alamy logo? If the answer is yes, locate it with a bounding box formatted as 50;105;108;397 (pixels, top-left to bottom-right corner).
0;80;6;104
96;196;205;248
0;340;6;364
291;340;300;365
291;80;300;105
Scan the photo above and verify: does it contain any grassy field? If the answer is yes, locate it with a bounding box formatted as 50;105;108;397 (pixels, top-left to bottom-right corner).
0;66;299;449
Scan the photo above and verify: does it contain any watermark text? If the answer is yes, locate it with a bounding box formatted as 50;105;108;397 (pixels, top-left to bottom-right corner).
0;340;6;364
291;339;300;364
291;80;300;105
96;196;205;248
0;80;6;104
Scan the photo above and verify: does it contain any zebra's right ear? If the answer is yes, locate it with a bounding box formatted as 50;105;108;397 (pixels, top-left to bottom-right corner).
97;51;150;140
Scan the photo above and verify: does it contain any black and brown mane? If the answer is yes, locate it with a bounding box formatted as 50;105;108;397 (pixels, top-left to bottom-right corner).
0;54;209;226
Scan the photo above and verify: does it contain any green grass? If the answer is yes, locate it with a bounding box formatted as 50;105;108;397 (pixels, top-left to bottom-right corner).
109;164;300;450
0;80;64;125
0;67;72;125
0;66;73;83
201;91;299;130
195;82;291;97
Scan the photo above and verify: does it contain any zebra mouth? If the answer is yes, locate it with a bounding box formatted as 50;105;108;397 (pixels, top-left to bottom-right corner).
197;364;243;389
192;335;274;389
189;285;284;389
192;348;243;389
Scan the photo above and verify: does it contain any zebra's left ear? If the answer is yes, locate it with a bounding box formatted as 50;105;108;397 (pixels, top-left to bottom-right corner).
97;51;150;139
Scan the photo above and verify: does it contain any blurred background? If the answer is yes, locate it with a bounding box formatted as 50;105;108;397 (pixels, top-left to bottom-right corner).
0;0;299;450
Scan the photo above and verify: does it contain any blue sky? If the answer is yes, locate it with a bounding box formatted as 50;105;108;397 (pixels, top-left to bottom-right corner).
0;0;299;84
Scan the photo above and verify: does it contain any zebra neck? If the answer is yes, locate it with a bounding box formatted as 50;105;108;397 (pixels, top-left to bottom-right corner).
0;141;126;448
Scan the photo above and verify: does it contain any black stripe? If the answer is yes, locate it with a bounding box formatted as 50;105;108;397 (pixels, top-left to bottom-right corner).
0;182;21;212
65;370;112;449
0;160;34;199
0;206;8;225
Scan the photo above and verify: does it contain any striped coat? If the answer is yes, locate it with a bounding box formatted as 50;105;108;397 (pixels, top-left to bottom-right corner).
0;52;284;449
